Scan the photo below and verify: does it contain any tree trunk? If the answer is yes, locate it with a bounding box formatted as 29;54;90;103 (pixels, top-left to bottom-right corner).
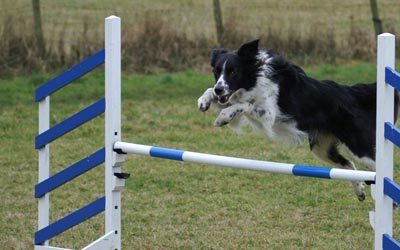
369;0;383;36
32;0;45;58
213;0;224;46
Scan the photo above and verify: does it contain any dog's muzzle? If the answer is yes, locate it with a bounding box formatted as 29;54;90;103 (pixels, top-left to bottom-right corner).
214;84;232;105
217;94;232;104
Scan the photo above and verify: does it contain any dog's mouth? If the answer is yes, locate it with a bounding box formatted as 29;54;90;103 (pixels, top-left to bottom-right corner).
217;93;232;104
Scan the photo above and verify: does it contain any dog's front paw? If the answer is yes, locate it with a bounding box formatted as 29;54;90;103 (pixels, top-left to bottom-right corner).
214;103;251;127
214;108;240;127
198;96;211;112
214;112;229;126
197;88;215;112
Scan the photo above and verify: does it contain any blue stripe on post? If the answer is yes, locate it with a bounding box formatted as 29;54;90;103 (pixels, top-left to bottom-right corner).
149;147;184;161
383;233;400;250
384;177;400;204
292;165;331;179
35;49;105;102
386;67;400;92
35;148;105;198
35;98;105;149
34;196;105;245
385;122;400;148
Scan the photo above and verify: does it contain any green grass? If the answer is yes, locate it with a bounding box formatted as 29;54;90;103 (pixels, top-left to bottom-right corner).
1;62;400;249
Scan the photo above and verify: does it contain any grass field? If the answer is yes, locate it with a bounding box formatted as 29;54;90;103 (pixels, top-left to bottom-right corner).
1;61;400;249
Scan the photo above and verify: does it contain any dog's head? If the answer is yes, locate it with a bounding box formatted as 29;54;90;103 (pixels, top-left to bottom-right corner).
211;39;261;104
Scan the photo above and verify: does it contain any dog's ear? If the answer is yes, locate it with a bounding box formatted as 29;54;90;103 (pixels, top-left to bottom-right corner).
211;48;229;67
237;39;259;59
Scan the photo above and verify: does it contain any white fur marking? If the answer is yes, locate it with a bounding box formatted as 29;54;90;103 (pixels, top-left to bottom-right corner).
214;60;229;96
219;64;307;145
341;144;376;171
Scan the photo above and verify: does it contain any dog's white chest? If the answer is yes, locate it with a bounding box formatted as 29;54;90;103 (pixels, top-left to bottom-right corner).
233;77;307;145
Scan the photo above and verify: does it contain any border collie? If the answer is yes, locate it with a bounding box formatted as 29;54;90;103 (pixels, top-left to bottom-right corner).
197;39;399;201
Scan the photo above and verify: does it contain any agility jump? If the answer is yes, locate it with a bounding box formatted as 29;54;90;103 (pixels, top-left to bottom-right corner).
34;16;400;250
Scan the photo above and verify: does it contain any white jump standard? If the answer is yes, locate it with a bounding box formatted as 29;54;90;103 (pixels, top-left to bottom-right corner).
34;16;400;250
34;16;125;250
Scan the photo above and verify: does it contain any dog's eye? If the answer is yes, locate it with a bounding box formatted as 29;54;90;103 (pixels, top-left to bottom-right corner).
229;70;236;76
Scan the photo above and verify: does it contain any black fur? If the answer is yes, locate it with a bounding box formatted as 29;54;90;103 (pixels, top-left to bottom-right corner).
271;57;379;160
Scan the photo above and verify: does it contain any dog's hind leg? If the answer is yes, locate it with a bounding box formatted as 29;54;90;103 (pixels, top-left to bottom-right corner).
309;134;366;201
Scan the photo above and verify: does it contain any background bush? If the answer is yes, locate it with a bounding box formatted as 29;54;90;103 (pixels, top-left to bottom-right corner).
1;0;399;76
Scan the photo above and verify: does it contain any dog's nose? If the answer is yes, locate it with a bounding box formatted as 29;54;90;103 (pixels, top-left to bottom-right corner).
214;85;224;95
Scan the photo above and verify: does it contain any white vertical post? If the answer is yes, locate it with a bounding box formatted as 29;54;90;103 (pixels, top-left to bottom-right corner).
375;33;395;250
105;16;125;250
38;96;50;246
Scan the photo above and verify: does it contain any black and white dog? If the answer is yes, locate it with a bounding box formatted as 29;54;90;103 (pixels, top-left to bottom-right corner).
197;39;399;201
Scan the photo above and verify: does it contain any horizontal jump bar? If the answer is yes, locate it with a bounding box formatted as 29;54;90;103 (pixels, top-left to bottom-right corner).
114;142;376;182
35;49;105;102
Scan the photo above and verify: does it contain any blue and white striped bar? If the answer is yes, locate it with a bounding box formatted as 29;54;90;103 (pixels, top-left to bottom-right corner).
114;142;376;182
